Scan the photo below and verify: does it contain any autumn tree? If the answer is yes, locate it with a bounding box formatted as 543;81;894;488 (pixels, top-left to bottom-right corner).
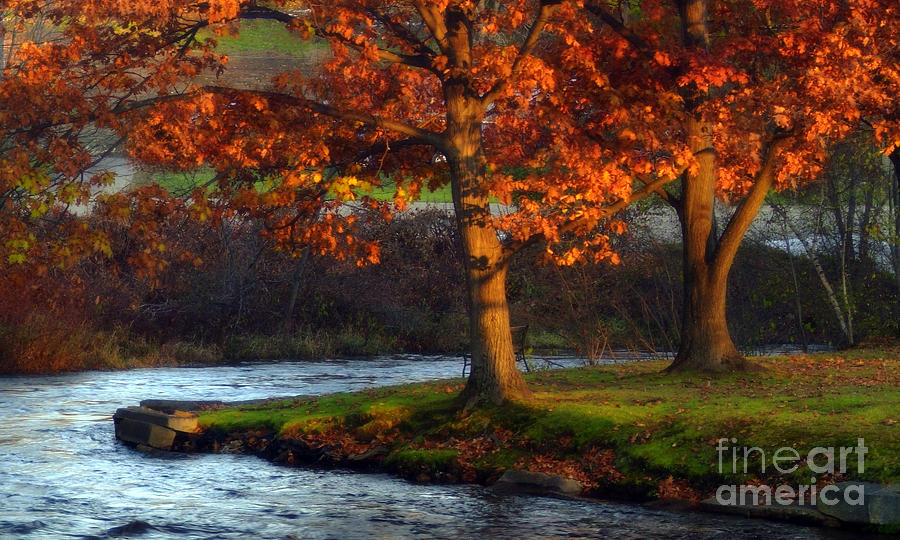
857;8;900;296
0;1;245;372
0;1;234;276
6;0;898;387
110;0;695;406
566;0;900;371
0;2;124;342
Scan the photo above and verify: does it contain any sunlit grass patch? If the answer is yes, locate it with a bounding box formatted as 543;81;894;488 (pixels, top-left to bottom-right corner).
149;168;217;194
200;381;460;435
200;20;323;57
145;168;455;204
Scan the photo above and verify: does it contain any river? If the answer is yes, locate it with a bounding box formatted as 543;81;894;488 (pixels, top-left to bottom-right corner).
0;355;859;539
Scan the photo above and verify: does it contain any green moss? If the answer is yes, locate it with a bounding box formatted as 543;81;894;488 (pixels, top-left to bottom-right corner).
475;448;526;471
199;382;459;435
385;448;459;473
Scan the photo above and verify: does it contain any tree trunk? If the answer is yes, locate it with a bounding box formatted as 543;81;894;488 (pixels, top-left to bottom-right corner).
281;247;309;333
666;117;789;371
673;267;748;371
666;1;779;373
889;149;900;295
826;171;851;265
667;2;744;371
459;236;529;404
441;18;530;404
858;178;875;265
667;116;751;371
450;150;530;405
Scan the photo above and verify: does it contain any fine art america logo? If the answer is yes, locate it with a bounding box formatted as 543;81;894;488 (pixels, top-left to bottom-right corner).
715;438;868;506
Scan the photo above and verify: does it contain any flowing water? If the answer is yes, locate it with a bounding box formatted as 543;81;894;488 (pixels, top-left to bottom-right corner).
0;355;858;539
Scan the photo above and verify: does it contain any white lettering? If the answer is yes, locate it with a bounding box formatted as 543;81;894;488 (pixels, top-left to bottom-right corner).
807;447;834;475
839;446;853;473
716;438;729;473
819;484;839;505
774;485;794;505
845;484;865;506
773;446;800;473
716;484;737;505
856;438;868;473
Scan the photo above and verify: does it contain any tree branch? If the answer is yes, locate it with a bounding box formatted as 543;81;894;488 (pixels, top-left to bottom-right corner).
712;134;792;281
411;0;449;53
481;1;559;105
202;86;447;151
367;6;436;60
502;171;675;258
327;137;437;175
584;0;653;54
240;4;295;23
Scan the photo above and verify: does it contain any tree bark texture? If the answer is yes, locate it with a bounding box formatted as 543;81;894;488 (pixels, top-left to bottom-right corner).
667;2;769;372
442;18;530;404
668;117;751;371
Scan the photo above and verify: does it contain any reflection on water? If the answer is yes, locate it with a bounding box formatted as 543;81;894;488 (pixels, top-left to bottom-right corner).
0;355;853;539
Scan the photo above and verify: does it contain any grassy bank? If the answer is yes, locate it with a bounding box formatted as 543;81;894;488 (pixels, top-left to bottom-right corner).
0;317;575;374
0;326;408;375
198;347;900;504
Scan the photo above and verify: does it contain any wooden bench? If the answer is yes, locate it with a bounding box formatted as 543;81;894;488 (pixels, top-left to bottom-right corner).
461;325;529;377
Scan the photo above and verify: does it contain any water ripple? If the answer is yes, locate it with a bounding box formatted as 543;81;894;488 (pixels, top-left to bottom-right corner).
0;357;852;539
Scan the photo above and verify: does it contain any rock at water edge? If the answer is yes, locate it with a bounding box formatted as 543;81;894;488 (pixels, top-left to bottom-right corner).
492;470;583;497
815;482;879;525
868;485;900;526
115;406;198;433
114;416;176;450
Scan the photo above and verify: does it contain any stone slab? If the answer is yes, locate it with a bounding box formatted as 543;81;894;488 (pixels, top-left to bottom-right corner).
815;481;879;524
140;399;225;413
114;416;176;450
867;484;900;526
115;406;198;433
492;469;583;497
139;396;311;414
700;497;841;527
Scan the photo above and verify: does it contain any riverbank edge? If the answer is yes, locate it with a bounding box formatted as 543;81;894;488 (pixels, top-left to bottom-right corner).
0;326;583;375
119;351;900;535
125;400;893;535
166;419;854;532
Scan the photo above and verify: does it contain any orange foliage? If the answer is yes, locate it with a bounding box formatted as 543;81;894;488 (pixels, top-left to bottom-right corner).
555;0;900;202
102;0;899;268
1;1;226;280
2;0;899;376
3;0;897;269
657;475;702;504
